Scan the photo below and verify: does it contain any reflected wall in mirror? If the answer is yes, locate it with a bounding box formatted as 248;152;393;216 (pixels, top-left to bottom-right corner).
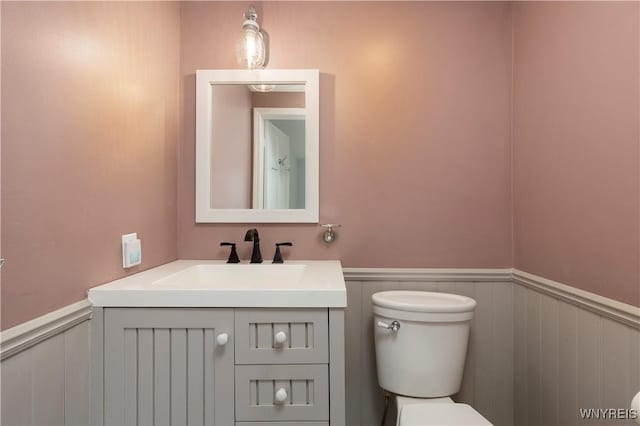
196;69;319;223
210;84;305;210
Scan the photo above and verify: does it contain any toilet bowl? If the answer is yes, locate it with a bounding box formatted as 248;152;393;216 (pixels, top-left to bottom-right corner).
372;291;492;426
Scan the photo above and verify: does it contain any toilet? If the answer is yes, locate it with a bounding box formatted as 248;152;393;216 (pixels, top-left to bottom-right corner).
372;291;492;426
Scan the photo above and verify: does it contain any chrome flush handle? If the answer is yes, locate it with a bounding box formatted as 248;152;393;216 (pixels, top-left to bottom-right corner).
377;320;400;332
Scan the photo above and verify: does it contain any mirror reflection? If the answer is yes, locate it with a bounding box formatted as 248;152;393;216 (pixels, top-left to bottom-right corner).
210;84;305;210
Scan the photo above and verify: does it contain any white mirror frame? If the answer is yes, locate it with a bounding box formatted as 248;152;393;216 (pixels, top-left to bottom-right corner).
195;69;319;223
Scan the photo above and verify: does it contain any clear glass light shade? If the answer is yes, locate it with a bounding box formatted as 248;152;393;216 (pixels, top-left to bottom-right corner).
236;22;266;69
249;83;275;92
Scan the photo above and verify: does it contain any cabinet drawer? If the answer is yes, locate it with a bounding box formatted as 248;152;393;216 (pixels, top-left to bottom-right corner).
235;364;329;422
235;309;328;364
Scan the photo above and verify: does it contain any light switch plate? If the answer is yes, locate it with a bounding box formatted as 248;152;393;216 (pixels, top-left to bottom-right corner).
121;233;142;268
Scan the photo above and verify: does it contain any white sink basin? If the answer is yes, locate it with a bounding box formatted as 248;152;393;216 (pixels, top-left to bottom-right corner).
152;263;307;289
88;260;346;308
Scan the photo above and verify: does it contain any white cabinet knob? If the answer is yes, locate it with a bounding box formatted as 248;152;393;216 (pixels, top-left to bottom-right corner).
275;387;288;404
274;331;287;345
216;333;229;346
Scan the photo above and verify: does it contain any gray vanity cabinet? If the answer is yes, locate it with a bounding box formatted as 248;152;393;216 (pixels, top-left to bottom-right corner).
92;307;345;426
100;308;235;426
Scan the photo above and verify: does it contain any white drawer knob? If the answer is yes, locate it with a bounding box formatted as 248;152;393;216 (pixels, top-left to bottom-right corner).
274;331;287;345
216;333;229;346
275;387;288;404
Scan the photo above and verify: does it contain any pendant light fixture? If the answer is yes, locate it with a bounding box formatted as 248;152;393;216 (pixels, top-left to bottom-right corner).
235;5;266;69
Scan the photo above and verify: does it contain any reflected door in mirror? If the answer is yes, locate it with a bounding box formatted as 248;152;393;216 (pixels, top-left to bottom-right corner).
256;112;305;210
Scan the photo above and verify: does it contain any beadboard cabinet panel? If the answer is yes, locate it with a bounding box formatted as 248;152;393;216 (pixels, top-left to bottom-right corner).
235;308;329;364
102;308;235;426
235;364;329;422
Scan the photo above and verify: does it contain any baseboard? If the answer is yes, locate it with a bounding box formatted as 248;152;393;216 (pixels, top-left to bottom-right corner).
0;299;92;360
512;269;640;329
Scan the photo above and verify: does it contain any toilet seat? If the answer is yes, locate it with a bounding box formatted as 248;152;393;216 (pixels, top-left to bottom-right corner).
399;403;492;426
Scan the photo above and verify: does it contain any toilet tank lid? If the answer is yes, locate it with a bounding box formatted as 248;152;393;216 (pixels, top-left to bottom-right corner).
372;291;476;313
400;403;492;426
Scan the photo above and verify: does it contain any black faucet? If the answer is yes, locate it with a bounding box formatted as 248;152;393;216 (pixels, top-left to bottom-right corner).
244;229;263;263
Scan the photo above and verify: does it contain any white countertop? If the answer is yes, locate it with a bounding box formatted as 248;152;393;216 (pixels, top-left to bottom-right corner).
88;260;347;308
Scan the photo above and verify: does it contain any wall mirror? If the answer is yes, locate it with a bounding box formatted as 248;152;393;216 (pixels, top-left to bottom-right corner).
196;69;319;223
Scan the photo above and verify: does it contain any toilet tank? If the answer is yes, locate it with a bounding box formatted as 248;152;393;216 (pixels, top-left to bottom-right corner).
372;291;476;398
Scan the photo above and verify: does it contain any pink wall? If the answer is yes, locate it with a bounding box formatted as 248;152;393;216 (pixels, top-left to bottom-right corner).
513;2;640;306
178;2;514;267
4;1;635;329
1;2;180;329
252;92;305;109
211;85;252;209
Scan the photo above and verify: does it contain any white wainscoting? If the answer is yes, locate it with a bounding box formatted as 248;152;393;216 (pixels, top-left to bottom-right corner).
1;320;91;426
343;268;515;426
512;270;640;426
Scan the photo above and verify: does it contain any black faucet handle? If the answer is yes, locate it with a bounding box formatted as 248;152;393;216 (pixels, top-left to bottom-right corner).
273;242;293;264
220;242;240;264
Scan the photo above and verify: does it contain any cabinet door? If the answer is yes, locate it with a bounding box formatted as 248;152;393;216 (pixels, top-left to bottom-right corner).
103;308;234;426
